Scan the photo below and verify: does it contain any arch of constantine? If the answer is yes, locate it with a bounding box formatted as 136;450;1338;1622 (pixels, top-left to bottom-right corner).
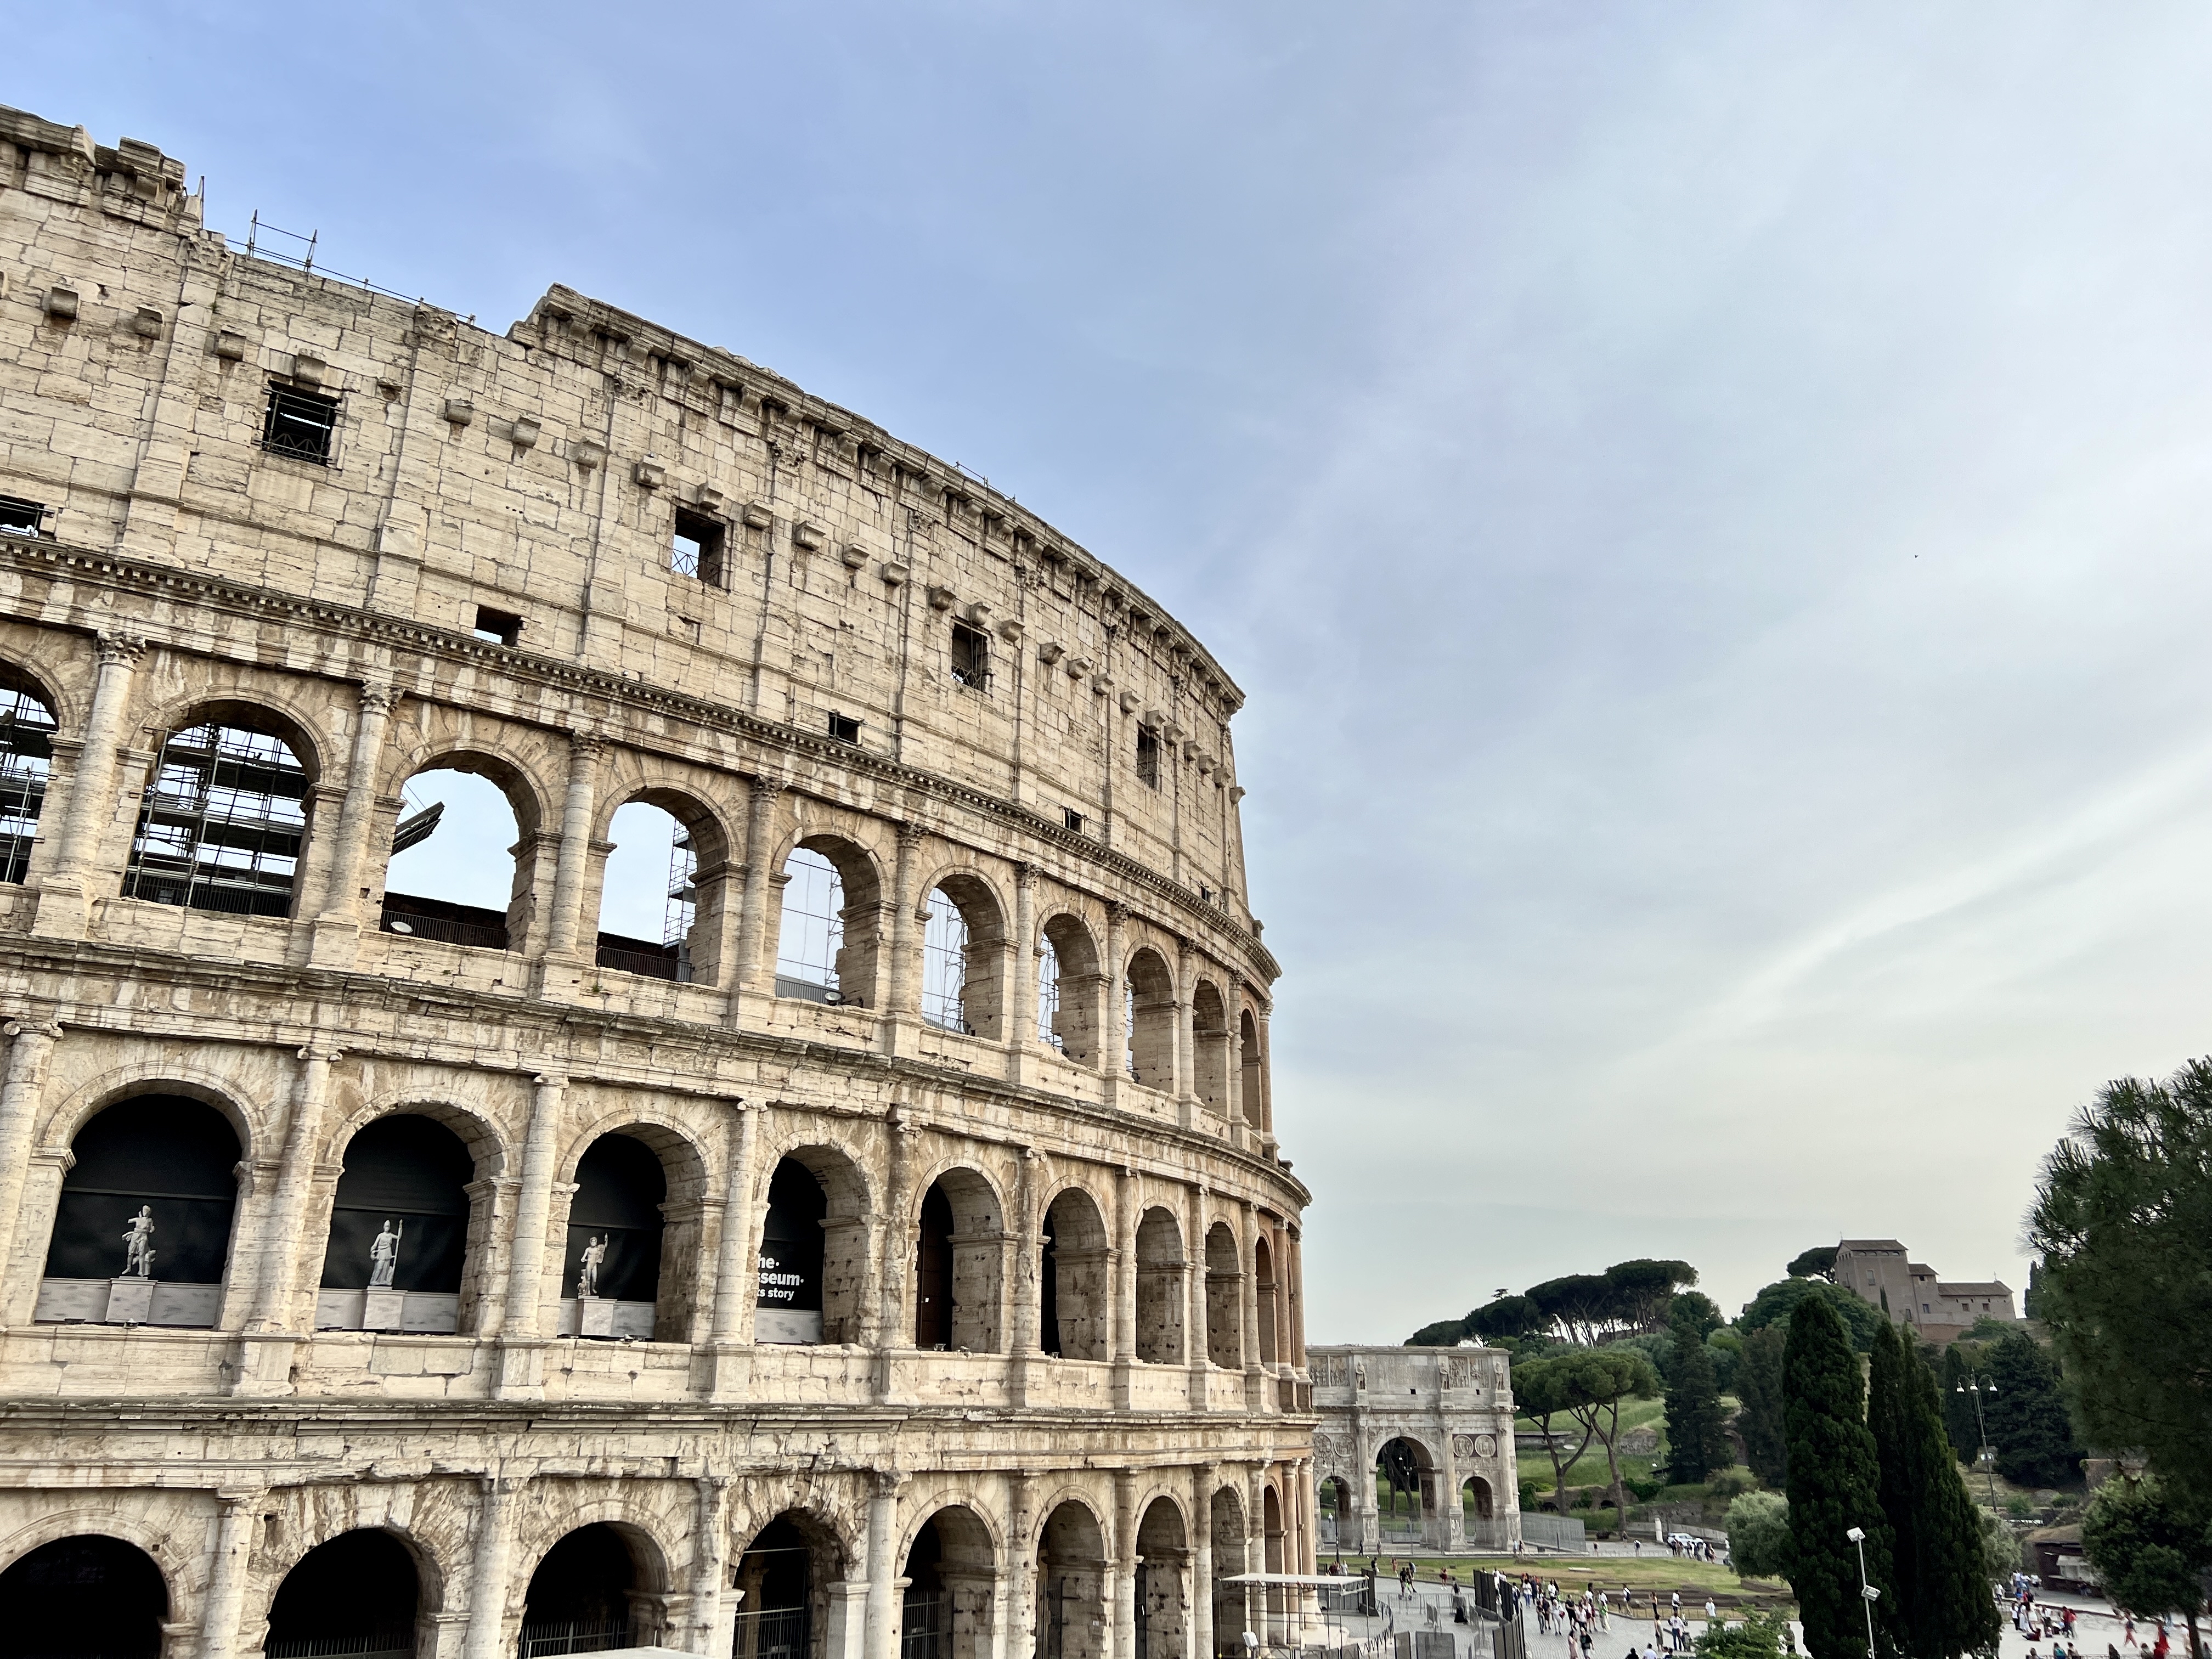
0;103;1311;1659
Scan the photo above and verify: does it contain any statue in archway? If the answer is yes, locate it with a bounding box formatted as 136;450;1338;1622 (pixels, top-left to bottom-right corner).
120;1206;155;1278
368;1218;404;1289
578;1234;608;1299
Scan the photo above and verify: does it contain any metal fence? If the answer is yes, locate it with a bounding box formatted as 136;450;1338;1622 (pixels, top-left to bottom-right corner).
515;1618;631;1658
265;1634;414;1659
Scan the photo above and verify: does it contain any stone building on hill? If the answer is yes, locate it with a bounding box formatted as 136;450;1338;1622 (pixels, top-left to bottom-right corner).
0;101;1311;1659
1833;1239;2016;1345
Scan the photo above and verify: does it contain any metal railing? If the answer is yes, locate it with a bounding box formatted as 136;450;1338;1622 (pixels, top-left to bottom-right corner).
731;1605;812;1659
595;941;682;981
381;907;509;950
515;1618;630;1658
266;1631;414;1659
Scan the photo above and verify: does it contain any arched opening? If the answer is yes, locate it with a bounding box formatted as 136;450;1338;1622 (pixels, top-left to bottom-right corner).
1207;1488;1246;1656
123;710;309;917
1191;983;1228;1114
1260;1486;1286;1640
1203;1223;1242;1369
520;1523;657;1656
1133;1499;1188;1659
379;763;529;951
774;837;879;1008
1040;1188;1109;1361
1126;950;1174;1088
316;1114;473;1334
0;1535;166;1658
900;1507;995;1659
38;1094;240;1328
562;1132;665;1340
594;795;728;985
1317;1477;1353;1553
1376;1439;1429;1545
920;876;1006;1039
0;666;56;885
1461;1475;1498;1545
733;1514;839;1659
915;1169;1005;1353
265;1529;420;1659
1037;916;1100;1062
1238;1011;1266;1133
756;1149;868;1345
1254;1237;1277;1365
1134;1207;1185;1365
1036;1503;1105;1659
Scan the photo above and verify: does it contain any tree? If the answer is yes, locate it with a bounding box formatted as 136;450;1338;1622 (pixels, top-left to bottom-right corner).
1406;1315;1471;1347
2028;1060;2212;1495
1740;1278;1886;1352
1528;1273;1620;1345
1737;1325;1789;1485
1938;1344;1982;1462
1726;1491;1792;1579
1785;1294;1895;1659
1870;1322;2002;1659
1605;1259;1699;1333
1707;1327;1743;1395
1697;1612;1796;1659
1672;1290;1726;1339
1471;1294;1545;1342
1983;1330;2081;1488
1514;1356;1598;1513
1667;1304;1733;1484
1789;1246;1840;1283
2082;1477;2211;1659
1556;1347;1661;1533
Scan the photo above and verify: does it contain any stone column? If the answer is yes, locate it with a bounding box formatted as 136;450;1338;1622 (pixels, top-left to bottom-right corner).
0;1017;61;1316
1286;1229;1306;1369
230;1043;341;1394
1004;1472;1038;1659
4;1144;72;1327
1186;1184;1210;1411
534;733;604;992
307;684;397;966
1113;1469;1138;1659
33;632;145;939
462;1476;520;1659
687;1477;732;1655
196;1488;266;1659
878;821;926;1057
1190;1464;1215;1659
1240;1202;1265;1413
1252;1008;1274;1153
496;1071;566;1397
730;777;783;1026
1009;1149;1042;1408
1241;1465;1266;1646
876;1111;918;1404
862;1471;905;1659
701;1099;758;1397
1099;905;1128;1097
1111;1165;1139;1408
1171;938;1195;1127
1006;863;1039;1085
1222;974;1245;1151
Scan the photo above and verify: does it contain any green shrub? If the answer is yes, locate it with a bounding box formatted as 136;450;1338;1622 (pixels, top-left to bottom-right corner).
1723;1491;1790;1579
1696;1612;1792;1659
1626;1475;1666;1502
1708;1468;1758;1498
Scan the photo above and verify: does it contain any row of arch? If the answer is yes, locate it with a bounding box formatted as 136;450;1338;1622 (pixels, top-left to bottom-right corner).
0;656;1273;1131
0;1479;1296;1659
30;1080;1301;1369
1313;1437;1509;1555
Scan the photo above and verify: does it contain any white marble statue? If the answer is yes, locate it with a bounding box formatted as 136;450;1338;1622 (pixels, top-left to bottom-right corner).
368;1217;404;1289
120;1206;155;1279
578;1234;608;1299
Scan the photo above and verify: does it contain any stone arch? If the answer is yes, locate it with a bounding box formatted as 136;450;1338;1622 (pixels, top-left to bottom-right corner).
1135;1496;1189;1659
121;697;320;919
0;658;59;887
263;1526;427;1659
1133;1206;1185;1365
0;1532;168;1658
1375;1437;1435;1544
1039;1184;1110;1361
41;1065;262;1163
1036;1498;1108;1659
1238;1008;1267;1133
913;1163;1006;1353
558;1114;712;1344
1317;1475;1355;1549
1203;1222;1242;1369
1124;947;1175;1088
38;1090;245;1330
757;1140;872;1345
1037;911;1102;1062
1190;980;1229;1115
378;746;549;953
517;1519;675;1651
1254;1234;1278;1365
771;827;885;1008
1461;1474;1495;1521
133;689;332;784
590;776;740;987
900;1503;998;1659
732;1509;845;1659
918;866;1011;1039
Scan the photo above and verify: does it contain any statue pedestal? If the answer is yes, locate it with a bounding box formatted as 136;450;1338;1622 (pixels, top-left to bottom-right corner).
577;1296;615;1338
105;1277;155;1324
362;1289;407;1331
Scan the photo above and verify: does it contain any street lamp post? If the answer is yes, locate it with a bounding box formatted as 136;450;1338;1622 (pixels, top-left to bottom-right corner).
1956;1375;2000;1505
1847;1527;1881;1659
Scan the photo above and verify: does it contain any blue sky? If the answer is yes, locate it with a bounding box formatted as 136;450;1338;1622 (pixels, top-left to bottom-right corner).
20;4;2212;1341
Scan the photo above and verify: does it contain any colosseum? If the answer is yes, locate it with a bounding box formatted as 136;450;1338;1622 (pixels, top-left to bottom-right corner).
0;104;1312;1659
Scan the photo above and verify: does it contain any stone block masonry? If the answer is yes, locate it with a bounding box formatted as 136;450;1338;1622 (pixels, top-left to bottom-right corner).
0;101;1311;1659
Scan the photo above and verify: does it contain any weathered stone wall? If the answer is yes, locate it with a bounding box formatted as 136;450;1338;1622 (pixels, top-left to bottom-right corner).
1308;1347;1520;1555
0;103;1312;1659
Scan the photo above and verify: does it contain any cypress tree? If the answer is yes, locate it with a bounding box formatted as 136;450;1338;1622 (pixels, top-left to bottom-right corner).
1739;1324;1790;1485
1785;1295;1895;1659
1666;1306;1731;1483
1937;1343;1978;1461
1870;1324;1922;1636
1872;1323;2001;1658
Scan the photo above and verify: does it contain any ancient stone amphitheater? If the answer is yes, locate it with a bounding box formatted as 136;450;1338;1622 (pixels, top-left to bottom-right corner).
0;104;1311;1659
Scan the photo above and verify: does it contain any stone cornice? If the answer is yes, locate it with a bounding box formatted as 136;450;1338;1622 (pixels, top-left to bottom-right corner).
0;535;1280;989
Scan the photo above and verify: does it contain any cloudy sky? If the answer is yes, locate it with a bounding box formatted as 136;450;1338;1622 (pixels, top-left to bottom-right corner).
20;4;2212;1342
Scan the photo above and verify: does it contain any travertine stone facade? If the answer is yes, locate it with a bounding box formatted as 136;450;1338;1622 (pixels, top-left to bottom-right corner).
1308;1347;1519;1555
0;104;1311;1659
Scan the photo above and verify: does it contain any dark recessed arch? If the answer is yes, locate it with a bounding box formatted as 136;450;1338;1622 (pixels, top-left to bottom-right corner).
0;1534;167;1658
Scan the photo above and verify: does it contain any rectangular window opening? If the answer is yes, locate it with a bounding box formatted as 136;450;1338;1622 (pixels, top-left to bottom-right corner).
1062;808;1085;834
949;623;991;690
473;606;523;647
672;507;727;586
1135;725;1160;788
261;382;338;464
827;712;861;744
0;496;44;537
